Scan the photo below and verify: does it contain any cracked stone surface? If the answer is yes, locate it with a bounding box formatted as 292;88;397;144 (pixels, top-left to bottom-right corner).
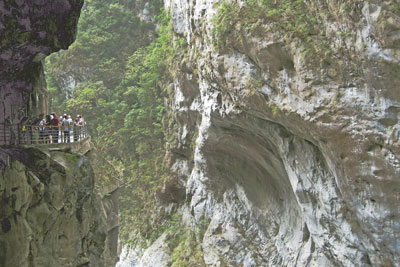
118;0;400;266
0;148;107;267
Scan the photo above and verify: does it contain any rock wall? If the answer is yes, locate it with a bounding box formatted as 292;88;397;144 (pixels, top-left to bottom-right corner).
0;0;83;125
0;1;119;266
86;147;120;267
124;0;400;266
0;147;106;267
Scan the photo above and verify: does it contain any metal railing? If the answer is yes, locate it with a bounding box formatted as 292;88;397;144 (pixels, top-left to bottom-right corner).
0;123;88;146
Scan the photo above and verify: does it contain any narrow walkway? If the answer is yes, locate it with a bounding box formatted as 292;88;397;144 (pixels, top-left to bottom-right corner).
0;124;88;146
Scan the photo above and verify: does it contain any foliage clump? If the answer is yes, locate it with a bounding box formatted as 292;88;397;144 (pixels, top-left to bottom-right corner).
164;214;207;267
212;0;318;51
211;0;367;60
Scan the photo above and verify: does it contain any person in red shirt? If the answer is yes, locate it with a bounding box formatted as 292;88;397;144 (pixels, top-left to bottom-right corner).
50;113;61;143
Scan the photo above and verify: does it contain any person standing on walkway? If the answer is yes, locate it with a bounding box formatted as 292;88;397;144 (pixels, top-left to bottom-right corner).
60;114;66;142
74;116;81;142
45;114;52;144
50;113;61;143
63;115;73;143
78;115;86;139
39;115;46;144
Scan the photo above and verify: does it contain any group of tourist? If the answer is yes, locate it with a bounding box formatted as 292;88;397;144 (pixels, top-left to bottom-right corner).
22;112;87;144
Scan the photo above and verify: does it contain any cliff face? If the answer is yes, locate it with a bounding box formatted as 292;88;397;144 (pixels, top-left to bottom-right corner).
0;147;106;267
0;0;83;124
0;0;83;75
120;0;400;266
0;1;116;266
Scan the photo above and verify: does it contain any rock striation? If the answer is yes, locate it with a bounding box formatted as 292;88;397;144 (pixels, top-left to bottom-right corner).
121;0;400;266
0;147;106;267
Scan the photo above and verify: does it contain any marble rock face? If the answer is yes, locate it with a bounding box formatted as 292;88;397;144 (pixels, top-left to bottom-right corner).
120;1;400;266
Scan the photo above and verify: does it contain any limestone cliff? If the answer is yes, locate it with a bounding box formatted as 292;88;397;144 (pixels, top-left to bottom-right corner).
0;147;106;266
119;0;400;266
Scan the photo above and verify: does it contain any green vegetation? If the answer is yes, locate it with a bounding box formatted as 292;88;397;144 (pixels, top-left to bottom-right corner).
44;0;400;259
46;0;160;104
165;214;207;267
45;0;187;248
211;0;367;61
169;227;206;267
212;0;319;51
384;0;400;14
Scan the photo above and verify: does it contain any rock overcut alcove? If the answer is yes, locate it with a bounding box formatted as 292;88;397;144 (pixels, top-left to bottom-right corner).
0;0;84;125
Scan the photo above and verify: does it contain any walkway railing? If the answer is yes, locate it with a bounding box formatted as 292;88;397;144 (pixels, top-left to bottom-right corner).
0;123;88;146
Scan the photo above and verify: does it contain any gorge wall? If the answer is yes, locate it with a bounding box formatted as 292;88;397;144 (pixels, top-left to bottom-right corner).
119;0;400;266
0;147;106;267
0;1;118;266
0;0;83;125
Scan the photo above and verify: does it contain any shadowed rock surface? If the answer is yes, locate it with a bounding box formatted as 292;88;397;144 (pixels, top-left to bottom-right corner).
0;0;84;124
0;0;84;76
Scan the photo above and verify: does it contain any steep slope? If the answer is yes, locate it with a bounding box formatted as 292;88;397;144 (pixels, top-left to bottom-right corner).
121;0;400;266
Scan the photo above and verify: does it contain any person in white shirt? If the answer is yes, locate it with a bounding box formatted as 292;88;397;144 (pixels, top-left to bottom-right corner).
40;115;51;144
62;114;73;143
